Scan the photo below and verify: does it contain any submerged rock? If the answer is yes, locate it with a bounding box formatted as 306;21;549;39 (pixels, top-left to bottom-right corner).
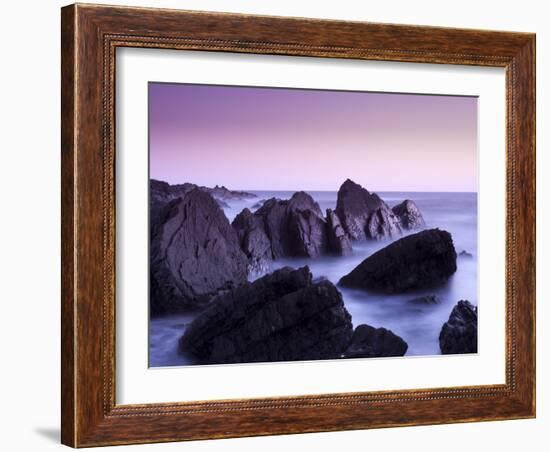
439;300;478;354
339;229;457;293
392;200;426;230
326;209;353;256
458;250;474;259
342;324;408;358
179;266;354;364
408;295;441;305
150;189;248;315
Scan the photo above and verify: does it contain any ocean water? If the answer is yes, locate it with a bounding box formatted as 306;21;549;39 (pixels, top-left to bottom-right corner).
149;191;477;367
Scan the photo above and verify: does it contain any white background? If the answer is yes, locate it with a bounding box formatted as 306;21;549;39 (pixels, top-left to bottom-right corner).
117;49;506;404
0;1;546;451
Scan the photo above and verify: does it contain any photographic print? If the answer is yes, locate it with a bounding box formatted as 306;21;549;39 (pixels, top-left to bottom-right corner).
148;82;478;367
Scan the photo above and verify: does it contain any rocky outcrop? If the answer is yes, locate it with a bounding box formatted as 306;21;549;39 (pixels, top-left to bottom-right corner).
235;191;331;260
232;208;272;276
150;178;256;206
326;209;353;256
439;300;478;354
178;266;354;364
150;189;248;315
342;324;408;358
366;205;402;240
339;229;457;293
392;200;426;230
335;179;403;241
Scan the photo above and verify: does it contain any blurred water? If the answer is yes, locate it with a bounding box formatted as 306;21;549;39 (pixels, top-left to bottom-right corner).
149;191;477;366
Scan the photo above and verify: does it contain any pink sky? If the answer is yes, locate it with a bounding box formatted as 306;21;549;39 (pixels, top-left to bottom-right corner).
149;83;478;192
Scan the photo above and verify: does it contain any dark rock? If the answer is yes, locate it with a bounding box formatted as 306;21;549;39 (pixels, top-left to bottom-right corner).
365;204;402;240
287;208;329;258
335;179;403;241
342;324;408;358
326;209;353;256
339;229;457;293
208;184;257;201
150;178;256;206
439;300;478;354
287;191;323;217
408;295;441;305
255;191;328;258
392;200;426;230
150;189;248;315
232;208;272;275
335;179;385;241
179;266;354;364
458;250;474;259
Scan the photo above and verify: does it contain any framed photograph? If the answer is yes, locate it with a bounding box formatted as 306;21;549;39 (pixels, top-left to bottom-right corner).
61;3;536;447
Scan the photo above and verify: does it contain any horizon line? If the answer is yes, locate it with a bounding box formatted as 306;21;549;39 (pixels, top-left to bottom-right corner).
150;178;477;194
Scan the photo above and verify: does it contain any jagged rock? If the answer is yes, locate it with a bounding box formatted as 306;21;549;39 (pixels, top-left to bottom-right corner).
150;189;248;315
287;191;323;217
342;324;408;358
150;178;256;206
254;192;328;258
179;267;354;364
232;208;272;276
458;250;473;259
392;200;426;230
408;295;441;305
288;208;329;258
335;179;404;241
326;209;353;256
439;300;478;354
366;205;402;240
335;179;385;241
339;229;457;293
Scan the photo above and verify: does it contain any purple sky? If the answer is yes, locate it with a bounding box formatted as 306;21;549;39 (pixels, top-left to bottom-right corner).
149;83;477;192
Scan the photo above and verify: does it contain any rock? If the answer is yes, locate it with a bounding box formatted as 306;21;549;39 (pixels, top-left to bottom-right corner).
287;191;323;217
150;178;256;206
255;191;328;258
208;184;257;201
365;205;402;240
335;179;385;241
408;295;441;305
326;209;353;256
392;200;426;230
458;250;474;259
339;229;457;293
150;189;248;315
335;179;404;241
232;208;272;276
342;324;408;358
287;208;329;258
439;300;478;354
179;266;354;364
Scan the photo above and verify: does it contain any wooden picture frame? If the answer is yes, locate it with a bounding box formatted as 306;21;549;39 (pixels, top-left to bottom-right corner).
61;3;536;447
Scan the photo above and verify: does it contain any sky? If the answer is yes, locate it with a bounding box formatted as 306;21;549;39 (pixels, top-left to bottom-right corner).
149;82;478;192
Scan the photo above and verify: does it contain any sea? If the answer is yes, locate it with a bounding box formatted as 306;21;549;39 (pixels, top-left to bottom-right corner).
149;191;478;367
